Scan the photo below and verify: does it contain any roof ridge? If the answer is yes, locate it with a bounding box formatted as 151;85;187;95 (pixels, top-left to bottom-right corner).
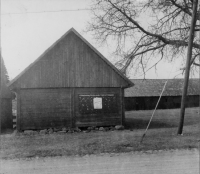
70;28;133;87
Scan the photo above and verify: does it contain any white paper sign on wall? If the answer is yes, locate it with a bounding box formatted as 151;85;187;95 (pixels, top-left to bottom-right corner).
93;97;102;109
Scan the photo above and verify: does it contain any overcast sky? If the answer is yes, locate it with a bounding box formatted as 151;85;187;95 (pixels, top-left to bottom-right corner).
1;0;199;80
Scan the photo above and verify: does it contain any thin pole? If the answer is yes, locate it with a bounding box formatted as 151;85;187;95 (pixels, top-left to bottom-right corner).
177;0;198;135
0;0;2;134
140;81;168;144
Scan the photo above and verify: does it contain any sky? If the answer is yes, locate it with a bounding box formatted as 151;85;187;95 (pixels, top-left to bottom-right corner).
1;0;199;80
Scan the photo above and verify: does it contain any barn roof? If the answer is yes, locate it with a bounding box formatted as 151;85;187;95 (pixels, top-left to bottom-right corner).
8;28;133;88
125;79;200;97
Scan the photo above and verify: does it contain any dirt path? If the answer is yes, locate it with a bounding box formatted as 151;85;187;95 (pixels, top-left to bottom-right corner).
0;149;199;174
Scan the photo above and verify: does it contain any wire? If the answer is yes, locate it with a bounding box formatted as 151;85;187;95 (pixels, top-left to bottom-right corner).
1;8;92;15
1;3;161;15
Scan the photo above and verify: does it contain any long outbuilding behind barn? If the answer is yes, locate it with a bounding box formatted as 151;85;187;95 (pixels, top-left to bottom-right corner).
125;79;200;110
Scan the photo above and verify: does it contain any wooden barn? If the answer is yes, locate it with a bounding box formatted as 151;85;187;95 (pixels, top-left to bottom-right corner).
8;28;133;131
0;57;13;131
125;79;199;111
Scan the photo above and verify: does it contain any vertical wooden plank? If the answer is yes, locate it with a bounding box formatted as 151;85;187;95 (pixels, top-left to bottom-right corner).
120;88;125;126
16;90;21;131
75;41;79;87
63;46;66;87
71;88;76;128
79;42;83;87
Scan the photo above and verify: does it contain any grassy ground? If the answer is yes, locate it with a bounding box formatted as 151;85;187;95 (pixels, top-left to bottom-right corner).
0;108;199;159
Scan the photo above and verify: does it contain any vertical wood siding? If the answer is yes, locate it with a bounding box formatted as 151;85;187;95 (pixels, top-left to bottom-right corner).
16;91;21;131
14;32;129;89
20;88;72;130
74;88;122;127
18;87;123;129
0;99;12;130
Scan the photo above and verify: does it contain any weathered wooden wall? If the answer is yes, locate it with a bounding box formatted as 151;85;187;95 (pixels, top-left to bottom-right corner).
75;88;122;127
12;32;129;89
0;98;13;130
125;95;200;111
18;87;123;130
19;88;72;130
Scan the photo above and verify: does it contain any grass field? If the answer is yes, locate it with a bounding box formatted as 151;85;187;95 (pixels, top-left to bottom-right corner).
0;107;199;159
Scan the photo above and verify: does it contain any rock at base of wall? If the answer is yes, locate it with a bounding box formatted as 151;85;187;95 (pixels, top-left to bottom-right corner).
104;127;109;131
74;128;81;132
24;130;38;135
40;129;48;135
62;127;67;131
109;126;115;131
115;125;124;130
48;128;54;134
58;130;66;134
99;127;105;131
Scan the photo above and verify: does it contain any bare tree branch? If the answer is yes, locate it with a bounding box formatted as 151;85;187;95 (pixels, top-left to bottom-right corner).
87;0;200;77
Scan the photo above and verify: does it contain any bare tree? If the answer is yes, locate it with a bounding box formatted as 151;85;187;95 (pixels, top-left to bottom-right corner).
87;0;200;77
